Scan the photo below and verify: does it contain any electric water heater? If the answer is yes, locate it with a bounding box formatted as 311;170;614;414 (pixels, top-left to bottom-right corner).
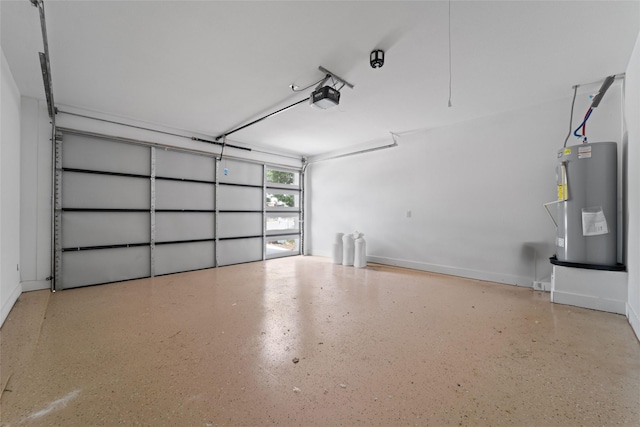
555;141;617;266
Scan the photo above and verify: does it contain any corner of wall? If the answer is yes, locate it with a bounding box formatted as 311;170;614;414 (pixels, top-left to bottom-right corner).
624;30;640;341
1;47;23;327
628;302;640;341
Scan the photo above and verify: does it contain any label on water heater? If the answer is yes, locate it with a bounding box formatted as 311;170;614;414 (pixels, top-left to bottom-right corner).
557;237;565;248
582;207;608;236
557;184;567;201
578;146;592;159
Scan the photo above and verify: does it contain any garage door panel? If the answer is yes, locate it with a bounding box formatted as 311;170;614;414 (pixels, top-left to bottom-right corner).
155;212;215;242
218;159;263;186
62;172;150;210
62;212;149;248
217;185;262;211
155;180;215;210
62;246;150;288
62;134;151;175
217;238;262;266
154;242;215;276
156;149;215;182
218;212;262;238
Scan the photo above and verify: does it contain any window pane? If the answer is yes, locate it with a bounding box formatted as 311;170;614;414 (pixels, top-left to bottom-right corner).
266;168;299;187
266;214;299;235
266;237;300;258
265;191;299;208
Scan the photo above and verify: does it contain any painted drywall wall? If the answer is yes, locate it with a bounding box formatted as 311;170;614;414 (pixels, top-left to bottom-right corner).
625;33;640;340
1;48;22;326
307;87;625;287
19;97;52;292
18;103;304;292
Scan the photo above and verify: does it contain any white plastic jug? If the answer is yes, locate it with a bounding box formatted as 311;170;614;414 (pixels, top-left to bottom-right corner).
332;233;344;264
342;234;355;266
354;237;366;268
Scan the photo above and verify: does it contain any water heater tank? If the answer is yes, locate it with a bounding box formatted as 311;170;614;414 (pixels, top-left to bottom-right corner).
556;141;617;266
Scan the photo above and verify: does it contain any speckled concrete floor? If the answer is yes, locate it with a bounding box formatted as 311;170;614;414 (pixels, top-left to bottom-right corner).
1;256;639;426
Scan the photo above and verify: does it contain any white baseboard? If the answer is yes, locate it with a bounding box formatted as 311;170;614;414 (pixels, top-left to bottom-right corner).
21;279;50;292
551;266;627;315
552;291;626;315
1;282;22;327
365;255;532;287
628;303;640;341
307;252;532;287
532;281;552;292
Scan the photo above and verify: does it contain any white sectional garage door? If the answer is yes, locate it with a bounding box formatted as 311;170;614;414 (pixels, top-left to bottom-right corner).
54;129;301;290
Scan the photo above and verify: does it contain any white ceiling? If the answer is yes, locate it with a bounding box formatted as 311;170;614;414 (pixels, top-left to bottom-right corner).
2;1;639;157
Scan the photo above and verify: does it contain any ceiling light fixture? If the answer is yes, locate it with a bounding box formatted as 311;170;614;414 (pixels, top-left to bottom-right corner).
370;49;384;68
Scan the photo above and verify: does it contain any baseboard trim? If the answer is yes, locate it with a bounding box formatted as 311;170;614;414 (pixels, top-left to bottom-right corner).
21;280;50;292
365;256;532;287
628;303;640;341
552;291;626;315
306;252;532;287
1;282;22;327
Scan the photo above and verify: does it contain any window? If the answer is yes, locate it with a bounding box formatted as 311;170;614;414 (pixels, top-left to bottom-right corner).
266;212;299;235
266;169;299;187
265;167;302;258
266;236;300;258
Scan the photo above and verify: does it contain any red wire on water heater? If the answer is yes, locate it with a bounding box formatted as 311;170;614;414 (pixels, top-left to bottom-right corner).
582;108;591;136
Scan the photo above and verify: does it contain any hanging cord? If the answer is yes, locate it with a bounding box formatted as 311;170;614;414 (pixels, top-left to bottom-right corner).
290;75;330;92
571;75;616;144
447;0;453;107
563;85;578;147
220;135;227;159
573;107;593;143
581;108;592;136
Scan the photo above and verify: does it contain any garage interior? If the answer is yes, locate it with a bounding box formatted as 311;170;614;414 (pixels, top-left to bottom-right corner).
2;1;640;425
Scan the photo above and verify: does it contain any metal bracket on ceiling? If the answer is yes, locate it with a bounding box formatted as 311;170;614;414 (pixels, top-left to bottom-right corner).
318;66;355;90
31;0;57;120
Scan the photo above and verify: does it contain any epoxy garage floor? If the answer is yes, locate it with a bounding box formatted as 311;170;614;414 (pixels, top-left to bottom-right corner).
1;256;639;426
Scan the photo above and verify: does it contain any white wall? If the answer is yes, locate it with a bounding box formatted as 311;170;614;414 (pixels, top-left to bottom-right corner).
1;48;22;326
307;86;625;288
20;97;52;292
625;33;640;340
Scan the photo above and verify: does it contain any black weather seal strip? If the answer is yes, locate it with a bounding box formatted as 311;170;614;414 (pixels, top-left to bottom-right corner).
155;239;215;246
62;242;150;252
218;182;264;189
549;256;625;272
155;209;216;213
218;235;263;241
155;176;216;185
61;208;150;213
218;210;264;214
61;208;217;213
62;168;150;180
